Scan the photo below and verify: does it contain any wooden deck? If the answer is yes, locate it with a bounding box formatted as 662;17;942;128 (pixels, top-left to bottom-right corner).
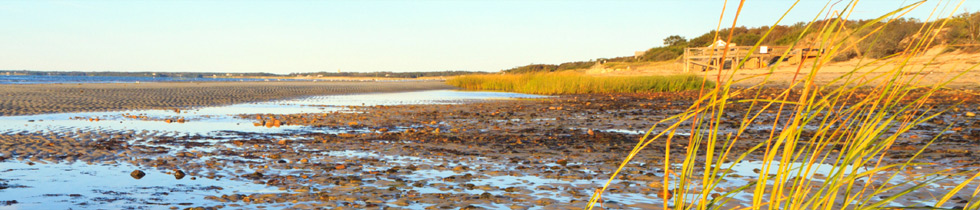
683;46;821;72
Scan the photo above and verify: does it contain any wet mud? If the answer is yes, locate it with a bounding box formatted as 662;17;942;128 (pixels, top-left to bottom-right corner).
0;88;978;209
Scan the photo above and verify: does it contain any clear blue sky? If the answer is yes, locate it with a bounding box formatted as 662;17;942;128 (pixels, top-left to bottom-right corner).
0;0;976;73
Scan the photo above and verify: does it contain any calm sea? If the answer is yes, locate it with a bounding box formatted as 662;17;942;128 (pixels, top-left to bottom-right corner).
0;75;305;84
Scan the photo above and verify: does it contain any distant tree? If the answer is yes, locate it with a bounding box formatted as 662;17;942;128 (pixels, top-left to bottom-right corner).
732;33;762;46
502;64;559;74
950;12;980;41
663;35;688;46
689;32;716;47
857;18;921;58
639;45;685;62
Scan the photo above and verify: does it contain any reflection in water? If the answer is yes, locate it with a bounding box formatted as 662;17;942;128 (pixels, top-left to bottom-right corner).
0;90;549;209
0;90;548;135
0;162;279;209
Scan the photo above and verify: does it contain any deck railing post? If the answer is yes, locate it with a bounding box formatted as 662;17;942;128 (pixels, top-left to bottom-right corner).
684;48;690;72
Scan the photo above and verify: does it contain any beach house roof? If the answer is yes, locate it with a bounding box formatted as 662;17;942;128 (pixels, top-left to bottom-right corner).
708;40;734;48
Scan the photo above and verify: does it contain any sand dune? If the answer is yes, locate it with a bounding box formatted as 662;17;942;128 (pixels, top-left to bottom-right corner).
588;49;980;89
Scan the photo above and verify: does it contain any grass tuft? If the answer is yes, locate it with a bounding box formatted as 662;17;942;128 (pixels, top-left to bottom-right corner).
446;72;710;95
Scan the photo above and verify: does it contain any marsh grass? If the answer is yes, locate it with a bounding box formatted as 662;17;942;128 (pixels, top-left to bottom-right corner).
446;72;708;94
589;0;980;209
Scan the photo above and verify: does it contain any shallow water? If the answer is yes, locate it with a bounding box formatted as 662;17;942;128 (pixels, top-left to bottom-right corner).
0;90;553;209
0;90;548;135
0;161;280;209
0;75;309;84
2;89;969;209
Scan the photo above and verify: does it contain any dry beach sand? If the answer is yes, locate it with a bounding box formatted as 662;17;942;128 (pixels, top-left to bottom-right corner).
589;48;980;89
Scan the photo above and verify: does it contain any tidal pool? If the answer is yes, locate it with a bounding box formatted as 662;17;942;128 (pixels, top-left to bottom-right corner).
0;90;555;209
0;90;548;135
0;161;281;209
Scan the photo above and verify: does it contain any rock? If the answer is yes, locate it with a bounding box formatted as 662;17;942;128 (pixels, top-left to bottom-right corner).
658;188;673;200
460;205;482;210
648;180;662;188
391;198;410;206
130;170;146;179
533;198;556;206
557;159;568;167
0;200;18;206
243;172;264;179
174;170;186;180
291;203;313;209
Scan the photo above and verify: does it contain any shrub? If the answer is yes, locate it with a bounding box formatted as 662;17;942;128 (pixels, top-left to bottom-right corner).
638;45;686;62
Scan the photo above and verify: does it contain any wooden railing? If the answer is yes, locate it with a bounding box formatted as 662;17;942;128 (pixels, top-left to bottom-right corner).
683;46;819;72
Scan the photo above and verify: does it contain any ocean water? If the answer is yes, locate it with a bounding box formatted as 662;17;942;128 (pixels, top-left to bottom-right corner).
0;75;307;84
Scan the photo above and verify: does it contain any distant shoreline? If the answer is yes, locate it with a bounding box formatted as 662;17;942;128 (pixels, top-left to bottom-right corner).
0;70;486;80
0;74;451;85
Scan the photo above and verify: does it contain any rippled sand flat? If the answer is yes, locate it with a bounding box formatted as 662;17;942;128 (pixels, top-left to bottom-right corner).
0;81;451;116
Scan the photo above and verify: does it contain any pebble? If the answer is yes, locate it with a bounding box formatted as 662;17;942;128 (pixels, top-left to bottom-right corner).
130;170;146;179
174;170;186;180
291;204;313;209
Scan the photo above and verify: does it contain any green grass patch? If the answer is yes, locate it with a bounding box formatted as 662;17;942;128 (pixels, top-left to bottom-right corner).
446;73;710;94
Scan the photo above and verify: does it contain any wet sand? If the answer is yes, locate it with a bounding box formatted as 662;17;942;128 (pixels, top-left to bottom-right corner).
0;81;452;116
1;87;978;209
